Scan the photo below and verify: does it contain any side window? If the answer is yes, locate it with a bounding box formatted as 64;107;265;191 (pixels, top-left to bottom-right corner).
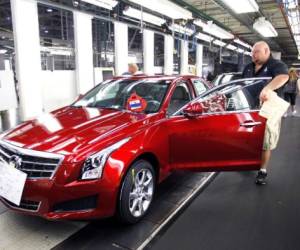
200;88;251;115
193;79;208;96
168;82;192;115
225;89;250;111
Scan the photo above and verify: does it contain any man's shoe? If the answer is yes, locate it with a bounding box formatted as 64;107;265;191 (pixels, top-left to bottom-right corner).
255;170;267;185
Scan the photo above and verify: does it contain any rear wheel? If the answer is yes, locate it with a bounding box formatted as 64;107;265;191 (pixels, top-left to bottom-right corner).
118;160;155;224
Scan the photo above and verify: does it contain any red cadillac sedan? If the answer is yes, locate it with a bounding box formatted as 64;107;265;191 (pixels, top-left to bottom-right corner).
0;75;268;224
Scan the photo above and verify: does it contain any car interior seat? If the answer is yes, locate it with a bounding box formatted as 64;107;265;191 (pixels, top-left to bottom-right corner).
168;85;191;115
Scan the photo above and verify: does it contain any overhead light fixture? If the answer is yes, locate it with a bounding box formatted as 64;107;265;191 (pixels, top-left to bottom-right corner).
253;17;278;37
46;8;53;13
128;0;192;20
168;23;194;36
0;49;7;54
195;32;213;42
282;0;300;56
226;44;237;51
213;39;226;47
123;7;166;26
236;48;244;53
244;51;252;56
234;38;252;50
81;0;118;10
194;19;234;40
219;0;259;14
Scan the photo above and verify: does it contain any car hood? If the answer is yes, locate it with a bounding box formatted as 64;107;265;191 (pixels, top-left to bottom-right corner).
1;107;151;156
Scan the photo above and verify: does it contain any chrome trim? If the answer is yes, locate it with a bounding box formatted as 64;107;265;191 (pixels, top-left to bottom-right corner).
0;140;64;180
0;140;64;159
22;160;57;166
240;121;262;127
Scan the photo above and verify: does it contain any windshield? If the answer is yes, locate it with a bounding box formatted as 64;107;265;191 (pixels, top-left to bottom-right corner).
73;79;170;114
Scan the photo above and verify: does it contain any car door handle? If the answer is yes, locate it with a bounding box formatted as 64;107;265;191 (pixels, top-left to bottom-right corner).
240;121;262;128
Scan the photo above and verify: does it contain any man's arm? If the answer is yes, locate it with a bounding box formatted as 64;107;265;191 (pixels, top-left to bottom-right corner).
260;74;289;101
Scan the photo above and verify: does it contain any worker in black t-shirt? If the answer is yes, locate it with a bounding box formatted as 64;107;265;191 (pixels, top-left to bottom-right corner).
242;41;289;185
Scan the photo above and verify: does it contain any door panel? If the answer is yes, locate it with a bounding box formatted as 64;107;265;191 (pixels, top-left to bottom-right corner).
167;111;266;171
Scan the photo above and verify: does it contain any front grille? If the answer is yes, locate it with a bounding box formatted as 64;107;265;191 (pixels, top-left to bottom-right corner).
4;199;40;212
0;142;63;179
53;195;98;212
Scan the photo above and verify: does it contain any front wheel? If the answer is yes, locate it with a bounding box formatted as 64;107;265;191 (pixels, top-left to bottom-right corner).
118;160;155;224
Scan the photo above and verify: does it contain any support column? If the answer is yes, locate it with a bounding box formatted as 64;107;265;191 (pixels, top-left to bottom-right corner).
180;40;188;75
237;53;244;72
114;22;128;76
11;0;43;120
164;35;174;75
143;29;154;75
74;11;94;94
196;44;203;77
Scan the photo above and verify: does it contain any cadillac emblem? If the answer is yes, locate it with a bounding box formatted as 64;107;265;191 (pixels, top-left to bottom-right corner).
9;155;22;170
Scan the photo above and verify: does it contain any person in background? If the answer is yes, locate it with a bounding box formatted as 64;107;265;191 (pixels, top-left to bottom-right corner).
283;68;299;117
242;41;289;185
123;63;143;76
206;71;214;82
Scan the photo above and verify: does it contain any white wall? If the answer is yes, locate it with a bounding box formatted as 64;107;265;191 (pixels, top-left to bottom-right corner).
40;71;77;112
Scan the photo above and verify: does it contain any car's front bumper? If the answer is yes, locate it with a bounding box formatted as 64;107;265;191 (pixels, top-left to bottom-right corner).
0;177;119;220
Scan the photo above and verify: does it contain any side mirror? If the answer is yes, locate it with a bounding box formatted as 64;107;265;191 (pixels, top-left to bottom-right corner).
183;102;203;118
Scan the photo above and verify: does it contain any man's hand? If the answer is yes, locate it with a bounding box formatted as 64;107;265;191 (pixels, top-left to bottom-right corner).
260;74;289;103
260;87;272;102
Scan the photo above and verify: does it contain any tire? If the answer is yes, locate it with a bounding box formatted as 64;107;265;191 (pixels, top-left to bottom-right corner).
118;160;156;224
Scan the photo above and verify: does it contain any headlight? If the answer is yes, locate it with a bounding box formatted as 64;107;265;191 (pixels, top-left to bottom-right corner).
81;138;131;180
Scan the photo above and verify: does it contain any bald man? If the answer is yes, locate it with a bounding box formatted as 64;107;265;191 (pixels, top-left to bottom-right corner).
243;41;289;185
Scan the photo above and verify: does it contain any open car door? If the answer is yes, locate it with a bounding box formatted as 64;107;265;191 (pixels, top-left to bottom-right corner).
166;77;271;172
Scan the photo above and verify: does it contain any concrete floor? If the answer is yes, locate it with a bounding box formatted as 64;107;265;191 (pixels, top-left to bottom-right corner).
149;116;300;250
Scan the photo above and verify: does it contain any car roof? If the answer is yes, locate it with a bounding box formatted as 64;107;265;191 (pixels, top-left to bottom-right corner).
219;72;242;76
110;74;201;82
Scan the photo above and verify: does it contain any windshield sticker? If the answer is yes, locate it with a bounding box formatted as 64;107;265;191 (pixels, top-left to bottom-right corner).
127;92;147;112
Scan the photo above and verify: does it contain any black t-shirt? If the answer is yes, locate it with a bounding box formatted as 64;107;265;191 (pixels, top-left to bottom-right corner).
242;56;288;104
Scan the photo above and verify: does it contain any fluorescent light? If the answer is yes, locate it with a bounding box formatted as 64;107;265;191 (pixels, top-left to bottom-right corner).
0;49;7;54
213;39;226;47
46;8;53;13
219;0;259;14
194;19;234;39
282;0;300;55
234;39;252;49
244;51;252;56
169;23;194;36
253;17;278;37
123;7;166;26
226;44;237;50
195;32;213;42
128;0;192;20
81;0;118;10
236;48;244;53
